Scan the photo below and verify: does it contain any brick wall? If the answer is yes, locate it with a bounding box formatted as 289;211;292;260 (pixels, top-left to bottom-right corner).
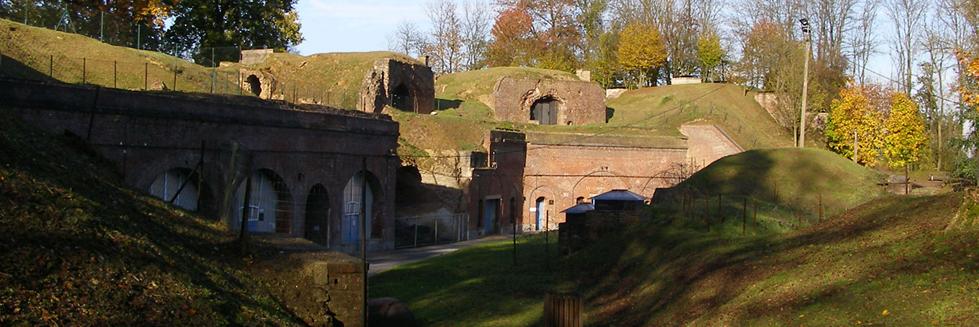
490;77;606;125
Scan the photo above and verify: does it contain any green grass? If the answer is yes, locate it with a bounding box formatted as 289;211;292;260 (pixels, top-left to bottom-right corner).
658;148;889;232
0;111;308;325
371;192;979;326
606;84;794;148
0;18;241;94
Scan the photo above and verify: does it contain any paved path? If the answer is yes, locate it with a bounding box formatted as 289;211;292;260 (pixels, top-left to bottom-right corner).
368;235;508;276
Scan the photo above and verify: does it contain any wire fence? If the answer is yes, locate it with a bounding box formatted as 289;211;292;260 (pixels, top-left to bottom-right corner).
395;213;470;249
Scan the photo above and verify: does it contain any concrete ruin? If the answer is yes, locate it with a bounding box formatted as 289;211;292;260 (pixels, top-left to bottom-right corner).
490;77;606;125
358;58;435;114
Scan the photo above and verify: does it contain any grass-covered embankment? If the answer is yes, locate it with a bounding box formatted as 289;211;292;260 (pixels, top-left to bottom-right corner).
0;111;304;325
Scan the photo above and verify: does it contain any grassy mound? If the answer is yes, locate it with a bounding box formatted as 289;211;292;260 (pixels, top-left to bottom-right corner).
234;51;421;109
0;19;232;94
0;111;301;325
371;193;979;326
606;83;794;147
659;148;887;233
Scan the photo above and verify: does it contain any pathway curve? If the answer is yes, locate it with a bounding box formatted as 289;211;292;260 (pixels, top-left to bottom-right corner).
368;235;508;276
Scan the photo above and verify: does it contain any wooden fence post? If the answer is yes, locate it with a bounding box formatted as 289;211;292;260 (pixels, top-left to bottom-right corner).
544;292;582;327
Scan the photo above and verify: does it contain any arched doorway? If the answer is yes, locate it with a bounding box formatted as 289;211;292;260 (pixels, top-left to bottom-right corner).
148;168;214;215
342;171;383;245
305;184;330;245
246;75;261;96
233;169;293;234
391;83;413;112
530;97;559;125
535;197;546;231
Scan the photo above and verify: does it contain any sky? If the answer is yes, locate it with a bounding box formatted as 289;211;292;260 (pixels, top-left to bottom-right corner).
292;0;927;89
294;0;428;55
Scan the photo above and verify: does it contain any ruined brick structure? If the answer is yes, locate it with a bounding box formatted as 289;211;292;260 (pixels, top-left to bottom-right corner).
358;58;435;114
469;131;689;235
1;79;400;253
490;77;606;125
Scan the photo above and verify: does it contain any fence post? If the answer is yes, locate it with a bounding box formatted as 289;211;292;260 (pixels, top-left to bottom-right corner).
82;58;86;84
113;61;117;88
818;194;823;222
434;218;439;244
543;292;582;327
49;55;53;79
238;72;242;95
172;65;177;91
144;62;148;90
742;197;748;234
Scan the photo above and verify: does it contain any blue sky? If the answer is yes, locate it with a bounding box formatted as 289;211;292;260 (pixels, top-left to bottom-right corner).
294;0;427;54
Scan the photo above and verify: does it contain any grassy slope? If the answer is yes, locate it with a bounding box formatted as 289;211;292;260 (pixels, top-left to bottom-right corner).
606;84;793;148
234;51;421;109
0;112;301;325
371;148;976;325
0;19;233;93
372;195;978;326
660;148;888;233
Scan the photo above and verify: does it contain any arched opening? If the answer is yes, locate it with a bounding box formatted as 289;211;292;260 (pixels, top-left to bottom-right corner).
535;197;546;231
148;168;215;216
342;171;383;245
391;83;413;112
246;75;262;96
233;169;293;234
305;184;330;245
530;97;559;125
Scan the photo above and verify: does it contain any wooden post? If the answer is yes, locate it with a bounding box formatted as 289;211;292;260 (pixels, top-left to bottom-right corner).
144;62;148;90
742;197;747;234
113;61;117;88
239;157;253;255
82;58;86;84
360;157;369;326
172;65;177;91
543;292;582;327
818;194;823;222
48;55;53;79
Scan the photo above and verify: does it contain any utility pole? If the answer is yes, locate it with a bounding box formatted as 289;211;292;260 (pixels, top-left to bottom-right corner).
798;18;811;148
359;158;369;327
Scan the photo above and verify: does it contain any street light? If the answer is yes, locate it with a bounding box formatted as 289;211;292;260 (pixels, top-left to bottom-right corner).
798;18;811;148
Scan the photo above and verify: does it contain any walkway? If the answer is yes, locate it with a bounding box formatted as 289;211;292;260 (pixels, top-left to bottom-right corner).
368;235;508;276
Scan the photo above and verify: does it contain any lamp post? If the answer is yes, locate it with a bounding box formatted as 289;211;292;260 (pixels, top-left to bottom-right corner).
798;18;811;148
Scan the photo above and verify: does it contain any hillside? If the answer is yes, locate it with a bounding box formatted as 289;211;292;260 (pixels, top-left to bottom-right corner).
656;148;888;233
606;83;794;148
371;192;978;326
230;51;422;109
0;18;236;94
0;111;306;325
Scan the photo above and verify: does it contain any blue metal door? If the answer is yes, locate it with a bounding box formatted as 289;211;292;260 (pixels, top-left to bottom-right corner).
535;198;545;231
483;199;497;235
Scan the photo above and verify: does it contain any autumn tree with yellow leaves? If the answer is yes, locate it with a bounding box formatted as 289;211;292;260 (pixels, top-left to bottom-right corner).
825;86;886;166
617;22;667;88
884;92;928;194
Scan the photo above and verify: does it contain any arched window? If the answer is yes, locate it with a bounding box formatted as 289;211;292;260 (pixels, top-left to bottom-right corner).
233;169;292;234
342;171;383;244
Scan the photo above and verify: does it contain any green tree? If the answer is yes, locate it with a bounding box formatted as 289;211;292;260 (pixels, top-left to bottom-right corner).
696;31;724;82
617;21;666;87
164;0;303;66
884;92;928;193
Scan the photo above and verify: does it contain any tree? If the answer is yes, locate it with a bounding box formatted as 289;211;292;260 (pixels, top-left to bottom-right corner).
849;0;881;85
486;5;536;67
825;85;886;166
696;30;724;82
0;0;171;50
389;21;424;57
461;0;492;70
885;0;928;95
884;92;928;194
164;0;303;65
426;0;464;74
617;21;666;87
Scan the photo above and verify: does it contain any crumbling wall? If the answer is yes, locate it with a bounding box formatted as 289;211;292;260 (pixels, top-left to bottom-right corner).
491;77;606;125
357;59;435;114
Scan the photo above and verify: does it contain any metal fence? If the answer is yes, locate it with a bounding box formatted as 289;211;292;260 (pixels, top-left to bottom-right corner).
395;213;470;249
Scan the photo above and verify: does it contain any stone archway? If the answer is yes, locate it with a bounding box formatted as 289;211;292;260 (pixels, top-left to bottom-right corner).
391;83;413;112
530;97;560;125
305;184;331;245
148;168;216;216
341;171;384;245
233;169;293;234
246;74;262;96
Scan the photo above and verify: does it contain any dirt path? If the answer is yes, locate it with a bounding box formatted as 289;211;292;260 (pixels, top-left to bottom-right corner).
368;235;507;276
